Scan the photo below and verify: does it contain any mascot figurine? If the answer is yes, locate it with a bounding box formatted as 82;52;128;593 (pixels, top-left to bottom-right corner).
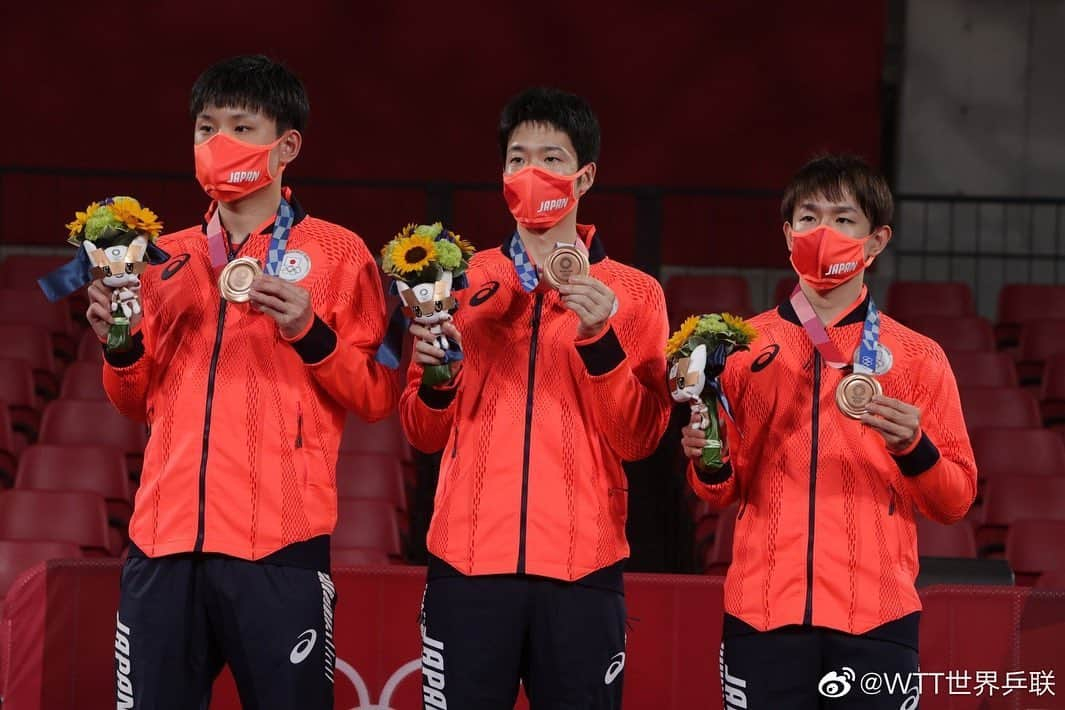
39;196;168;352
666;313;757;470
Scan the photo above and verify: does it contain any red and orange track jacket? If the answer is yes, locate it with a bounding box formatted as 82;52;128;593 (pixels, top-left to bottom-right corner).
401;227;672;581
103;196;398;561
689;293;977;635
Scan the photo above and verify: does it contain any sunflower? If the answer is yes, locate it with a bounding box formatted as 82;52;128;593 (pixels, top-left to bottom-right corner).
722;313;758;345
665;315;700;357
391;233;437;275
65;201;102;240
134;206;164;238
109;197;164;239
455;234;476;258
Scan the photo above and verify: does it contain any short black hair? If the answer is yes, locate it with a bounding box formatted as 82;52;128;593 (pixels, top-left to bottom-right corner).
781;154;894;227
189;55;309;135
498;87;601;167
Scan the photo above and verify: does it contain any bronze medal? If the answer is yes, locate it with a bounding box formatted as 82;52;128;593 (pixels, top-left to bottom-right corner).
542;245;589;289
218;257;262;303
835;372;882;419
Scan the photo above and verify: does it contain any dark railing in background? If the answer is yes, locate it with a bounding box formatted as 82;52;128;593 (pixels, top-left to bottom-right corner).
892;194;1065;314
3;166;1063;315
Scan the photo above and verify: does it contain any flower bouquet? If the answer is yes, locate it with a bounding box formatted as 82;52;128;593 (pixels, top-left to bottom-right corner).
39;196;166;353
381;223;474;385
666;313;757;470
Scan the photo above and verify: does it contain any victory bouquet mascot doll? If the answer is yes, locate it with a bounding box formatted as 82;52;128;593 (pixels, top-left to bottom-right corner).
39;196;168;352
667;313;756;470
378;222;474;385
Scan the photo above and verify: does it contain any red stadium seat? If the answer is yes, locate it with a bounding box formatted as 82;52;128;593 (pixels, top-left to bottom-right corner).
1041;352;1065;427
997;284;1065;347
980;476;1065;554
1017;319;1065;385
915;516;976;558
702;504;737;575
959;387;1041;431
0;325;58;397
773;277;798;305
0;287;72;336
39;400;147;455
907;316;995;352
330;547;391;566
335;452;407;511
0;539;82;599
0;490;111;556
1006;519;1065;585
0;288;76;364
0;357;40;439
0;405;16;485
971;428;1065;483
0;255;74;290
664;275;753;329
1035;569;1065;590
340;413;410;461
887;281;975;323
16;445;131;526
76;330;104;363
945;351;1019;388
333;498;402;558
59;361;107;400
0;358;37;411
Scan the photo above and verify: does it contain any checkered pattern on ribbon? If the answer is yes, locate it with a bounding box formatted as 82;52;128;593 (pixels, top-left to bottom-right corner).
855;299;881;374
509;233;540;292
264;198;294;277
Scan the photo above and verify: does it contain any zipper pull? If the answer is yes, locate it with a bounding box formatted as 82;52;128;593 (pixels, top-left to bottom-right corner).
295;403;303;449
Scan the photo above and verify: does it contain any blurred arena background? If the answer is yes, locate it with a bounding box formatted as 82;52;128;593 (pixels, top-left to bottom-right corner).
0;1;1063;708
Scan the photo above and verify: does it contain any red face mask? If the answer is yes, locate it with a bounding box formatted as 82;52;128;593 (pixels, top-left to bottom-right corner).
789;225;874;293
194;132;285;202
503;165;590;229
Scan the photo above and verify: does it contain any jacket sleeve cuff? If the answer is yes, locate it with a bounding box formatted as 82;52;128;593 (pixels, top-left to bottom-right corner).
103;332;145;368
575;326;626;376
418;382;458;410
694;460;734;486
290;315;337;365
892;431;941;477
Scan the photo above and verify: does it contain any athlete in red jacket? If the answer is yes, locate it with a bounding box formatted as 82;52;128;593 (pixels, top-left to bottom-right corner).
87;56;397;709
402;88;671;709
681;155;976;709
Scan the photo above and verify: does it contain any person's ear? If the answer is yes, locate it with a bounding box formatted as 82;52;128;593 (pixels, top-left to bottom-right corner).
276;129;302;170
867;224;892;259
575;162;596;198
783;222;795;253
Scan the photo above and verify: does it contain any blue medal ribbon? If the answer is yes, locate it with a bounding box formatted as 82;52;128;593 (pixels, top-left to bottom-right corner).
854;299;881;374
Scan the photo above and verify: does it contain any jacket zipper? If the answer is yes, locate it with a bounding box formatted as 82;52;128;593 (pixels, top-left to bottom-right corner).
802;351;822;626
888;484;896;515
516;292;544;574
295;402;304;449
195;296;229;552
194;240;241;553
